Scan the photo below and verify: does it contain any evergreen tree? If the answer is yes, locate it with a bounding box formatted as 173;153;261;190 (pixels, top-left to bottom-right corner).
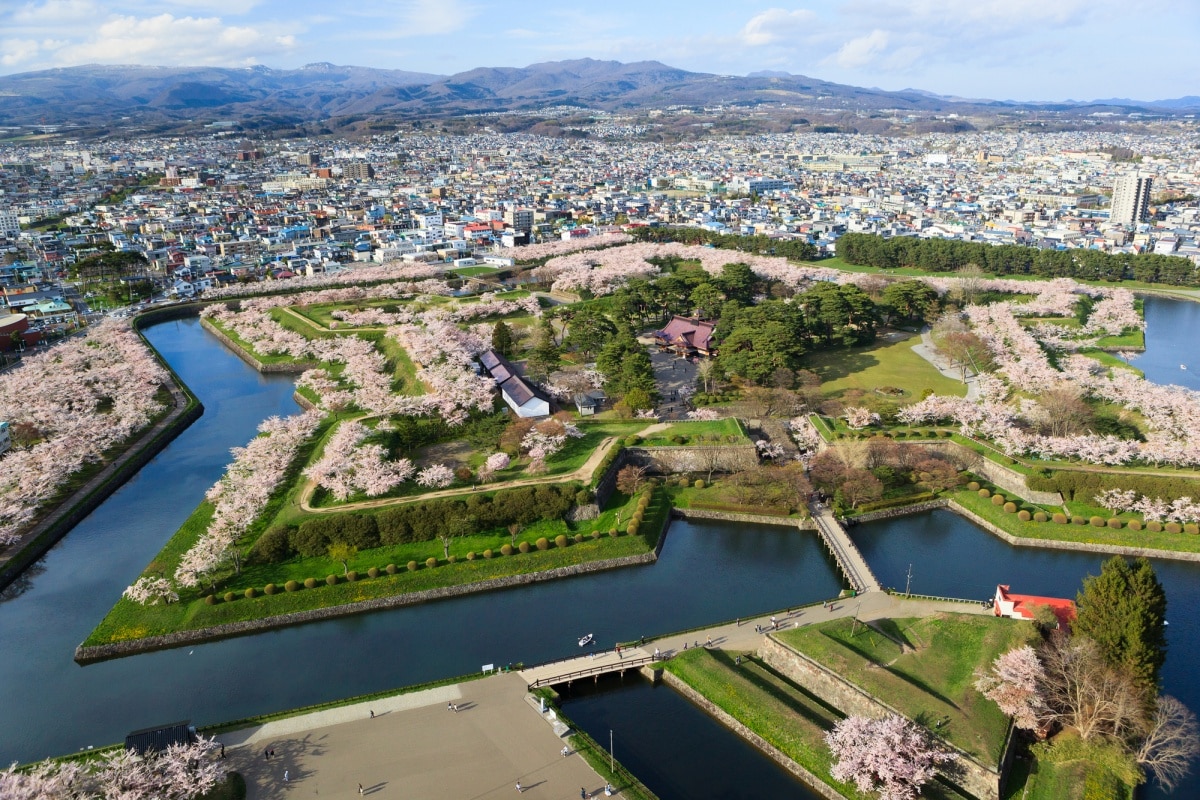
524;319;560;381
491;321;514;359
1074;556;1168;695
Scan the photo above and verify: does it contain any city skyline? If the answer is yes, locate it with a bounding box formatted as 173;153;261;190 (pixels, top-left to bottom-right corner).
2;0;1197;103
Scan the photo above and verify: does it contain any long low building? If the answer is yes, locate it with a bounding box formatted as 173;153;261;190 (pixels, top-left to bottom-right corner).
479;349;551;418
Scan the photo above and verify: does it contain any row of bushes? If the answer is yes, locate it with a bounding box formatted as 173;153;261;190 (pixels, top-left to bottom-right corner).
970;483;1200;534
590;445;625;489
1027;470;1200;504
833;429;956;440
692;391;741;406
249;483;585;564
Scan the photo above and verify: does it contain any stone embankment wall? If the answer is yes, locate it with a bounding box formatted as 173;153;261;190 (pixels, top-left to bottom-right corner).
759;636;1008;800
199;317;314;374
850;500;949;524
673;508;815;530
628;444;758;475
76;551;657;664
592;447;631;509
913;441;1063;505
661;671;846;800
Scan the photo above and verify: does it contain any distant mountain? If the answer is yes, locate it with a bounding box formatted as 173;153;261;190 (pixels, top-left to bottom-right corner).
0;58;1194;131
1089;95;1200;110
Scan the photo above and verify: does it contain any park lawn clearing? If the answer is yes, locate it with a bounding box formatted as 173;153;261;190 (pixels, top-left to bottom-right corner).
636;418;748;446
802;334;967;400
450;265;499;277
777;613;1034;765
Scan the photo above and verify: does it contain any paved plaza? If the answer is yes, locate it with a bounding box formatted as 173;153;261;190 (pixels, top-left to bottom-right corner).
219;673;605;799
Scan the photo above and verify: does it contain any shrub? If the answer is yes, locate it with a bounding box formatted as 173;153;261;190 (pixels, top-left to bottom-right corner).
304;577;317;589
500;544;513;556
574;533;584;543
1004;502;1017;513
466;551;476;561
425;557;438;568
1052;513;1068;524
1018;510;1031;521
285;580;299;592
1186;524;1199;535
293;514;379;557
1165;522;1182;534
205;594;216;605
967;481;980;491
991;494;1005;506
386;563;397;574
592;531;601;540
575;489;593;505
454;466;473;482
1090;516;1106;528
484;549;494;559
694;479;705;489
244;587;257;599
1107;518;1123;529
407;560;418;571
1148;521;1163;532
1034;512;1048;523
555;535;569;548
624;435;642;447
249;524;295;564
224;591;236;603
626;523;638;535
326;574;338;586
448;555;457;564
264;583;277;595
535;537;550;550
347;571;359;581
1127;520;1142;531
979;488;991;498
1072;515;1087;525
367;567;380;578
518;541;531;554
671;434;686;444
608;528;617;537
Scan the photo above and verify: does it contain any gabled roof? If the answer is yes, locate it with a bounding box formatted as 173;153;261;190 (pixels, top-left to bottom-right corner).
656;315;716;352
995;584;1076;626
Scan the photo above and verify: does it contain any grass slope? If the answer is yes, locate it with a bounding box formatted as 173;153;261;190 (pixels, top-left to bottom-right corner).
803;334;967;400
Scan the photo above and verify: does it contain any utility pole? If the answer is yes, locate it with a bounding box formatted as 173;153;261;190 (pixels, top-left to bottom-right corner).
905;563;913;598
609;730;614;773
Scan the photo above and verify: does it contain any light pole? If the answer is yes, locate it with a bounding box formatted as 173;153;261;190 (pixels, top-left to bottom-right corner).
609;730;614;774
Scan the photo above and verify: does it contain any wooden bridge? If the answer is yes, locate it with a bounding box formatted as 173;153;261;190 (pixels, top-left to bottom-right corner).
808;504;881;594
520;647;659;690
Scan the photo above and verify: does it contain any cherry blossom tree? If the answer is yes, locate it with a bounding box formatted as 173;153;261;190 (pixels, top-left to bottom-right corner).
826;714;956;800
974;645;1048;730
688;408;722;421
123;577;180;606
843;407;880;430
1095;488;1138;517
416;464;455;488
477;452;510;482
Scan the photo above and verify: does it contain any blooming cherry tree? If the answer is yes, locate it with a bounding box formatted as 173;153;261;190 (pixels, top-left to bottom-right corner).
975;646;1048;730
826;714;956;800
416;464;455;488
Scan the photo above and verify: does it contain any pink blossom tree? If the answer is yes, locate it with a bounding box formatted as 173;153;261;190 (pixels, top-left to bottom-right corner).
974;645;1048;730
826;714;956;800
416;464;455;488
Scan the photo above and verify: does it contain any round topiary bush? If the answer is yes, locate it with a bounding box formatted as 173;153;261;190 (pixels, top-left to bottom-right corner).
991;494;1005;506
1052;513;1068;524
1090;516;1106;528
386;563;397;575
244;587;257;599
304;577;317;589
448;555;457;564
1034;512;1048;523
501;544;513;556
425;557;438;568
1166;522;1183;534
535;537;550;551
347;570;359;581
574;533;584;543
205;594;217;605
407;560;418;571
326;574;338;586
607;527;619;537
979;488;991;498
592;531;601;540
967;481;980;491
1003;502;1017;513
626;523;638;535
1072;515;1087;525
1107;518;1123;529
367;567;379;578
694;479;705;489
1127;520;1142;531
1018;510;1031;521
264;583;277;595
285;580;299;592
555;534;569;548
224;591;236;603
484;548;494;559
518;541;531;553
466;551;476;561
1148;521;1163;533
1186;524;1199;535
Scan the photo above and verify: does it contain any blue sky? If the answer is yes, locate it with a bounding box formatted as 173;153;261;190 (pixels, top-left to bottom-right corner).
2;0;1196;101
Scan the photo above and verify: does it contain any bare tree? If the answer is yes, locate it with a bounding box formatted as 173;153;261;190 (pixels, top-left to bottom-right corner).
1136;695;1200;792
616;464;648;497
694;446;726;484
953;263;987;306
1038;633;1146;742
696;358;717;394
1033;384;1094;438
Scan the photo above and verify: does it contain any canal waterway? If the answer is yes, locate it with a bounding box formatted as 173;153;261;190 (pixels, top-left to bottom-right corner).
1;298;1199;799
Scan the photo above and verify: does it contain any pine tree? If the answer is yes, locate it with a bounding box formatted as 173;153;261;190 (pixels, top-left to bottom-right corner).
491;321;513;359
1074;556;1167;695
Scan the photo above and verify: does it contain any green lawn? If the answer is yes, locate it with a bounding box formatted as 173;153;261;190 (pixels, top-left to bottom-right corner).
450;266;499;277
802;334;967;399
663;648;972;800
777;614;1033;764
637;418;748;446
1078;349;1143;376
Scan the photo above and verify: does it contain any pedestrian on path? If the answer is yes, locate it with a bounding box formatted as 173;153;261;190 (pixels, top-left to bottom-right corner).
283;770;289;783
706;635;712;647
369;709;374;719
771;615;777;629
220;744;225;759
581;788;588;798
516;780;524;793
264;748;270;761
448;702;453;711
654;647;660;660
453;703;459;712
359;783;364;795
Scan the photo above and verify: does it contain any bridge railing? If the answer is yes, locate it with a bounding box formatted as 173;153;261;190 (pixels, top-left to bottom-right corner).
526;654;658;690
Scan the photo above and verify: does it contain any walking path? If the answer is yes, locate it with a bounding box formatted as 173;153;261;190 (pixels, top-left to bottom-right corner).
809;504;881;593
218;673;606;800
912;328;979;401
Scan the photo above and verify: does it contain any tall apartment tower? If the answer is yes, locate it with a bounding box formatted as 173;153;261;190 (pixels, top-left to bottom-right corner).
1110;175;1152;224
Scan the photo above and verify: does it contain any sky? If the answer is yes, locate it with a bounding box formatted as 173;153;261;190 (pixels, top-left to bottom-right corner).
1;0;1197;102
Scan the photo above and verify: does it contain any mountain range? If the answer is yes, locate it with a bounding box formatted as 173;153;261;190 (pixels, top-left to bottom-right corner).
0;59;1195;131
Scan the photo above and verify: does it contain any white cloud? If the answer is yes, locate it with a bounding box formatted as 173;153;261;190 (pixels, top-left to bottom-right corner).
1;38;41;67
828;29;888;69
740;8;818;46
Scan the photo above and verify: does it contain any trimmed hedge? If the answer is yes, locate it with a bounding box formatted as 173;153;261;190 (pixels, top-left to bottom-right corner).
367;567;379;578
303;577;317;589
407;560;418;571
1127;520;1143;531
555;534;569;548
425;557;438;568
1052;513;1068;524
518;542;530;554
1003;502;1017;513
326;574;338;586
991;494;1005;506
1018;510;1031;521
1090;516;1106;528
285;580;299;592
535;537;550;551
500;544;513;556
224;591;236;602
264;583;277;595
244;587;257;599
1034;512;1048;523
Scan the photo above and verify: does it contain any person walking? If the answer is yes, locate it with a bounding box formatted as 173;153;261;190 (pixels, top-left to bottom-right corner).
369;709;374;719
283;770;289;783
220;744;225;759
516;780;524;793
581;788;588;798
358;783;364;795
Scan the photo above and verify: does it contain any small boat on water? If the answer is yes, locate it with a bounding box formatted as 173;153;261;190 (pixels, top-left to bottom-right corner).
578;633;594;647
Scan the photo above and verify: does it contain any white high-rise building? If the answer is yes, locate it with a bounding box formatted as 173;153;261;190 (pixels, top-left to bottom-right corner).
0;210;20;238
1110;175;1152;225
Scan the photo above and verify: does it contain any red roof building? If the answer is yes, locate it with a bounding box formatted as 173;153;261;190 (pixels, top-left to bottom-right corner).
993;584;1076;628
654;315;717;357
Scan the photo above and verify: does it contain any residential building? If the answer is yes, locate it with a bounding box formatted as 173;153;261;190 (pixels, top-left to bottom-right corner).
0;210;20;238
1110;175;1152;225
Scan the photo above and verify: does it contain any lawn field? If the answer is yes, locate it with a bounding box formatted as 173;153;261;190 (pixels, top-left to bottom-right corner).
802;333;967;399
